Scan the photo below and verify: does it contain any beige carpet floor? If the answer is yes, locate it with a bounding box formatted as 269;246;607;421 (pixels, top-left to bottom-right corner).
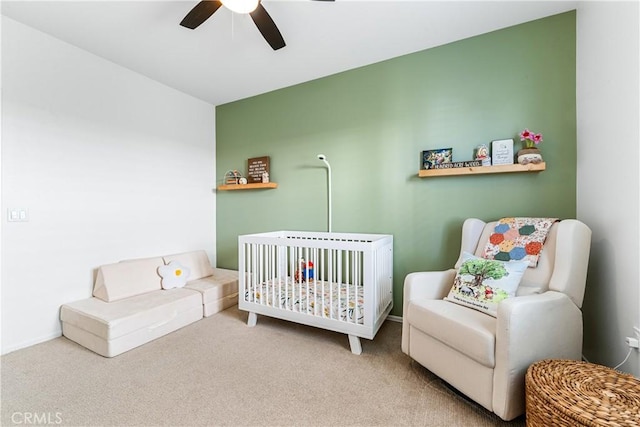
1;307;525;426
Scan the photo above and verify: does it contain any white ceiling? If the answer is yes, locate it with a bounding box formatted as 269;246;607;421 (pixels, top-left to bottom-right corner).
1;0;578;106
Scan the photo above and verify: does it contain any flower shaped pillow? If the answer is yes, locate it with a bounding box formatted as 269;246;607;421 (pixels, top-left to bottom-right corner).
158;261;191;290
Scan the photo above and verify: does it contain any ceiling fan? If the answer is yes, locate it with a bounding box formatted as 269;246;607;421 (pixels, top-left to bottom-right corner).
180;0;334;51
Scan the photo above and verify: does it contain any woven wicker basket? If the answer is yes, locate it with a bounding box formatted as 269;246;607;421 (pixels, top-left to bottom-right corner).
525;359;640;426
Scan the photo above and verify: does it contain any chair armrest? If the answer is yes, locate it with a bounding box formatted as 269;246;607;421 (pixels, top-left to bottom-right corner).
492;291;582;420
401;269;456;354
404;270;457;304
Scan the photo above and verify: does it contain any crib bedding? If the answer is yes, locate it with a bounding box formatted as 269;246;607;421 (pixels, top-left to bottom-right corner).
244;277;365;323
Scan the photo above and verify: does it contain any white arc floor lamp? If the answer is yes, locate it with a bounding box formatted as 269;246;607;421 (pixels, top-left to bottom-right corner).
317;154;332;233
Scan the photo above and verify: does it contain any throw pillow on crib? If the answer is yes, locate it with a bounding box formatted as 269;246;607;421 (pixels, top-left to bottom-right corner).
444;252;527;317
158;261;191;290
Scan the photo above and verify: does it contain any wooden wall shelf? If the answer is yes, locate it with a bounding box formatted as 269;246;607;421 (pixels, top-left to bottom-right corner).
418;162;545;178
217;182;278;191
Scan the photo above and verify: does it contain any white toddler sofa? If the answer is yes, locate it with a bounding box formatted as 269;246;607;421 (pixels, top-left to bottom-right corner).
60;250;238;357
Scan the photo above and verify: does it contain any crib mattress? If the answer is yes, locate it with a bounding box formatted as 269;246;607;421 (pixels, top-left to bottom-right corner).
244;278;364;323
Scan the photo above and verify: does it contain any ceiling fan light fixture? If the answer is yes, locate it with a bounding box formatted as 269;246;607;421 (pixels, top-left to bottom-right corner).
221;0;260;14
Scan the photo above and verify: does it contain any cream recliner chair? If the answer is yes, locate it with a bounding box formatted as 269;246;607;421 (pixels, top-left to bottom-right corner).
401;218;591;421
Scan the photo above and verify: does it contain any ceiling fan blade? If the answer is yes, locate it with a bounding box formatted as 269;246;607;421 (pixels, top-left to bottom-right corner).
180;1;223;29
249;3;286;51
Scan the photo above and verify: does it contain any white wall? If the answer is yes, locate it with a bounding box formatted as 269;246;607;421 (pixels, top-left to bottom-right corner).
577;1;639;376
1;17;217;354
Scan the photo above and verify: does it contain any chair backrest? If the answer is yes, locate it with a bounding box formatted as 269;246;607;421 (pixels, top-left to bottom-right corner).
454;218;591;308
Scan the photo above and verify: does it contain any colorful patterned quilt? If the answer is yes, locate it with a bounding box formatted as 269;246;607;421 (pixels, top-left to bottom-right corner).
244;278;364;324
482;217;558;267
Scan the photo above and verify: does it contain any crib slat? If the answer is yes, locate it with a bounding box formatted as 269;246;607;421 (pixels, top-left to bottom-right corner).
270;244;276;308
253;243;258;303
329;248;334;319
287;246;292;311
312;247;317;317
355;250;359;322
338;249;343;321
305;246;309;315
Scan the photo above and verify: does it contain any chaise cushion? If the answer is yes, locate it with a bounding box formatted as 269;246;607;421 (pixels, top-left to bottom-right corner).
61;288;203;357
185;268;239;317
62;288;201;341
93;257;164;302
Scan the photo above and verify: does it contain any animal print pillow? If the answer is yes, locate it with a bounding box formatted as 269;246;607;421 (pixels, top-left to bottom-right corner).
444;252;528;317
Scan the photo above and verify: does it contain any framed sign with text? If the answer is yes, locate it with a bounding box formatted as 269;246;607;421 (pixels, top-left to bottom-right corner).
247;156;270;183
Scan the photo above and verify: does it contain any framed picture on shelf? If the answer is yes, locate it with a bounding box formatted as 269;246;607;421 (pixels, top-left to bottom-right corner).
422;148;453;170
491;139;514;165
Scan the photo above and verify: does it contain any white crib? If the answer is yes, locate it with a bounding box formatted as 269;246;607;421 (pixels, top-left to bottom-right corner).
238;231;393;354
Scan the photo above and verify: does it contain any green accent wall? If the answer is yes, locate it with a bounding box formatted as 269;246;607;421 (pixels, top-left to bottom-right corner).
216;11;576;316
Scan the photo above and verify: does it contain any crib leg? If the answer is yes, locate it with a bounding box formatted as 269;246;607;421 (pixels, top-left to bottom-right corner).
348;335;362;355
247;312;257;327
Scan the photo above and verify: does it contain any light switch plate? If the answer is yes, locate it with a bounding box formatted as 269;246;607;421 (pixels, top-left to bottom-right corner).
8;208;28;222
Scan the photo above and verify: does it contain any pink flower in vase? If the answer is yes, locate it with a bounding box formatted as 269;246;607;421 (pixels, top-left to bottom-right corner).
520;129;533;141
520;129;543;149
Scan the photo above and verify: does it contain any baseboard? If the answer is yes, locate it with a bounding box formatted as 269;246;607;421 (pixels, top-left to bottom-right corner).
386;314;402;323
1;330;62;356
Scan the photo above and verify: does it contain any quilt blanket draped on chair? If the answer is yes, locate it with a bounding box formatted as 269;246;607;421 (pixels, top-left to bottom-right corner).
482;217;558;267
